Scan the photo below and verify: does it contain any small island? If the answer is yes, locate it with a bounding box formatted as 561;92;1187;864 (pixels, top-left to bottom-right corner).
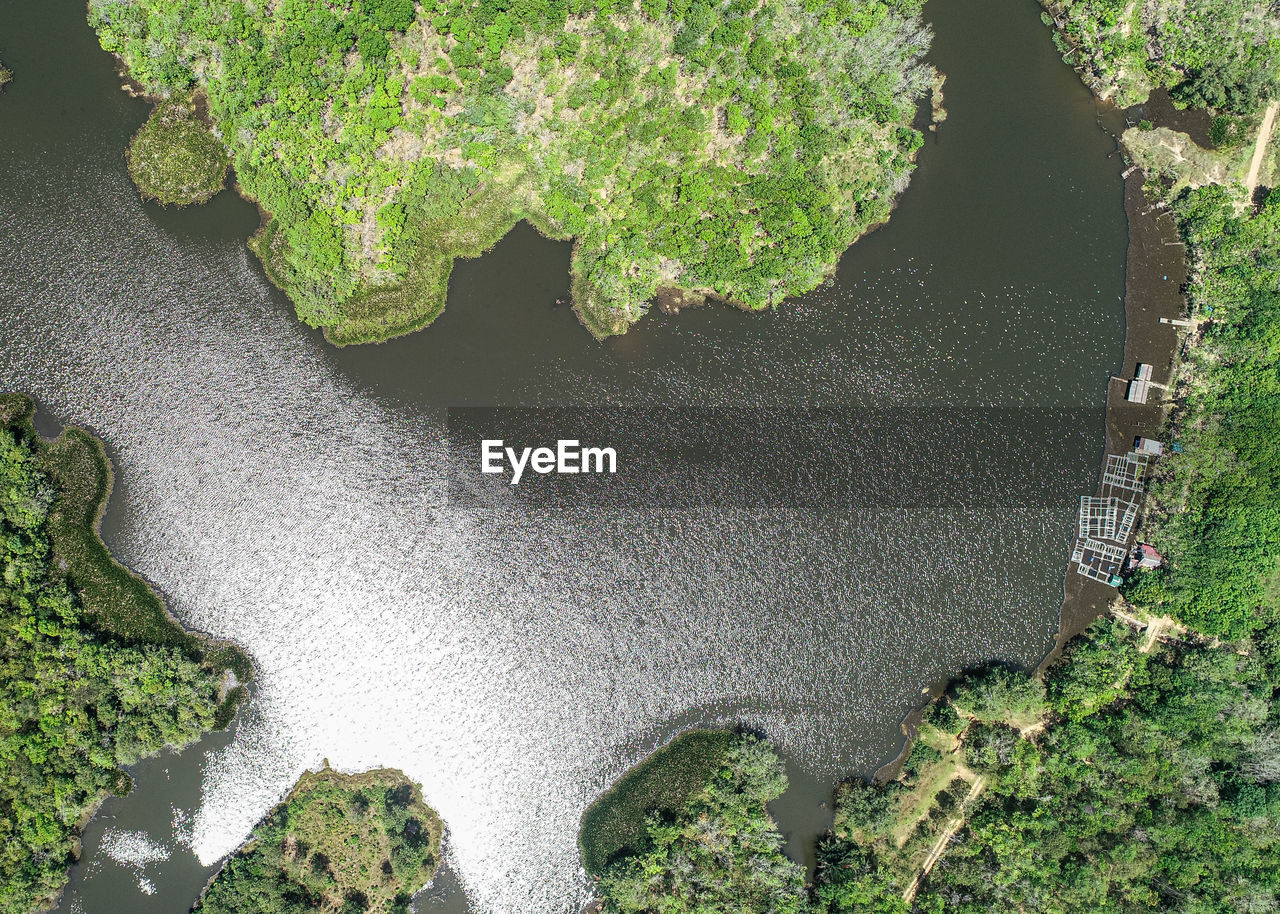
195;767;442;914
0;394;250;914
90;0;933;342
126;98;231;206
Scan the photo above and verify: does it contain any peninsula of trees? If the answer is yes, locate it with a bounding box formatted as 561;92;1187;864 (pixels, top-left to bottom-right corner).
582;731;809;912
89;0;932;341
0;395;250;914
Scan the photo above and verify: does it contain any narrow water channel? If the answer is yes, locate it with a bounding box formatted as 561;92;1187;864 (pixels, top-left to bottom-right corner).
0;0;1126;910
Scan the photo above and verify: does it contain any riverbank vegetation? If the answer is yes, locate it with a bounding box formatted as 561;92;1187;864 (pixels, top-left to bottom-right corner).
88;0;932;340
815;612;1280;911
585;731;808;913
1124;187;1280;638
0;394;247;914
0;64;11;91
194;767;442;914
126;98;230;206
1039;0;1279;113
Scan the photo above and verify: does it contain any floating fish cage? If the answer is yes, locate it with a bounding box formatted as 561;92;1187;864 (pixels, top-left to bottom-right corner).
1078;496;1120;540
1101;452;1150;493
1071;537;1127;586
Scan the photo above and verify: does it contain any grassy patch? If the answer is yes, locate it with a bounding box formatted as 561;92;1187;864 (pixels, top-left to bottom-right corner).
196;767;442;914
325;180;523;345
126;97;229;206
1122;126;1253;200
888;727;972;848
0;64;11;91
579;729;733;877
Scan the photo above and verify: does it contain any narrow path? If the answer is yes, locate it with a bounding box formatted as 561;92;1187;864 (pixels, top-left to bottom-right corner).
902;776;986;903
1140;616;1170;652
1111;606;1180;652
1243;102;1278;204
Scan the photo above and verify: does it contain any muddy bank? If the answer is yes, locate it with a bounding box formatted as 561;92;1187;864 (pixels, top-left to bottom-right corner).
1043;164;1188;671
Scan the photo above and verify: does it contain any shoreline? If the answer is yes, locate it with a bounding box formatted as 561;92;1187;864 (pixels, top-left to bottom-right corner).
31;395;255;700
1043;159;1187;670
873;101;1193;782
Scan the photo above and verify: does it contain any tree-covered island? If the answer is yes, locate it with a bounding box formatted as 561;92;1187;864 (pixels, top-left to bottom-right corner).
88;0;933;341
194;767;443;914
0;394;251;914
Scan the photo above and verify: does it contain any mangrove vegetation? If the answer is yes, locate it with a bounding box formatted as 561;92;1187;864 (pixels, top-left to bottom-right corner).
88;0;932;340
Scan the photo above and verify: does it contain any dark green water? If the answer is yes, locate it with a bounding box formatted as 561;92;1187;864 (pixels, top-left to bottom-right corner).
0;0;1125;911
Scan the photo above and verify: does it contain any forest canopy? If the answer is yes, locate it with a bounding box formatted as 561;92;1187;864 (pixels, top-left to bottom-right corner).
88;0;933;341
1044;0;1279;112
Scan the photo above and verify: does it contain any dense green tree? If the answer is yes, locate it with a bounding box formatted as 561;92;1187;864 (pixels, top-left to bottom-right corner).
949;664;1047;725
592;734;809;914
1124;187;1280;638
87;0;933;341
1042;0;1278;112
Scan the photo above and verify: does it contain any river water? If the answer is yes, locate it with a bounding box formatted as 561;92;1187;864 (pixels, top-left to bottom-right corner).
0;0;1126;911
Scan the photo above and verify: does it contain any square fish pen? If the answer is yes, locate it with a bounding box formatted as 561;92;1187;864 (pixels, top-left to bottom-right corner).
1102;452;1150;493
1079;496;1120;540
1114;499;1139;542
1071;537;1127;585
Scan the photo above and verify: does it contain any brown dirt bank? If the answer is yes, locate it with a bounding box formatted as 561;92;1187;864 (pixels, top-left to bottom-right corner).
1042;159;1188;673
